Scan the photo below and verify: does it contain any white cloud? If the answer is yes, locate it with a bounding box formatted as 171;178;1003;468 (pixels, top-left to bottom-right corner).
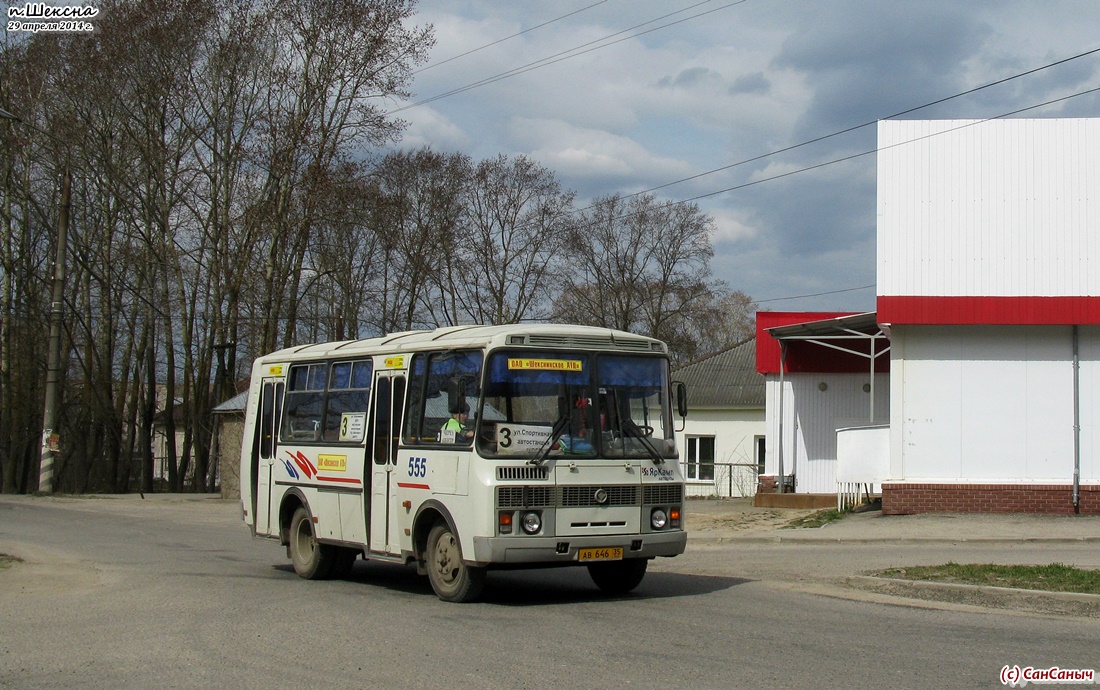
707;207;757;244
402;0;1100;310
510;117;695;194
399;107;472;152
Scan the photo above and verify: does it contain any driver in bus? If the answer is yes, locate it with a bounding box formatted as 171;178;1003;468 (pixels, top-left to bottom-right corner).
441;403;474;442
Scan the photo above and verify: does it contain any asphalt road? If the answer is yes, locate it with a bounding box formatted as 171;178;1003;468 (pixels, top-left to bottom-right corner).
1;495;1098;689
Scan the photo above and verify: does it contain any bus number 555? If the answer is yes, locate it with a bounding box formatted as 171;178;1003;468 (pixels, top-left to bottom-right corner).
408;457;427;478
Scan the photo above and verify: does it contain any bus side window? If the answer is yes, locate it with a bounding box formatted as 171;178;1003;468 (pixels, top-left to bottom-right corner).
402;351;482;444
259;383;275;459
258;382;283;459
283;363;326;441
371;378;392;465
322;360;372;442
403;354;427;444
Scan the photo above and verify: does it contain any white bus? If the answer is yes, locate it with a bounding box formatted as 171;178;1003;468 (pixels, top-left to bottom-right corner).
239;324;687;602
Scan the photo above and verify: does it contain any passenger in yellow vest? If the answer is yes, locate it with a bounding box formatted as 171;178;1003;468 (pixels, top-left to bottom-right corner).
442;403;473;442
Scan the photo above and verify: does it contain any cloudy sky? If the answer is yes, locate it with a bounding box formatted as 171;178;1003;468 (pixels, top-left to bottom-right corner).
388;0;1100;312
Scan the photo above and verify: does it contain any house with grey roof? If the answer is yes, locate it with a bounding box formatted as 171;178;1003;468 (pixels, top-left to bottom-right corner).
673;338;766;497
212;389;248;499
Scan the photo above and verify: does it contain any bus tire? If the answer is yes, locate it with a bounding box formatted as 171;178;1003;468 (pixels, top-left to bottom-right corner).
289;506;334;580
587;558;648;595
425;521;485;603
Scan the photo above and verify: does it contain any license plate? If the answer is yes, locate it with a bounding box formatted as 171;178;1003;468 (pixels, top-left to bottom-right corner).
577;547;623;562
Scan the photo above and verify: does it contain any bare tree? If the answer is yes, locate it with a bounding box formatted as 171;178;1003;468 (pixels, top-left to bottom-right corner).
556;193;728;362
0;0;434;493
367;148;469;332
438;154;574;325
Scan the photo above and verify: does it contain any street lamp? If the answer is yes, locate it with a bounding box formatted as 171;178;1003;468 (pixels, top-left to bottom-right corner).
1;106;71;494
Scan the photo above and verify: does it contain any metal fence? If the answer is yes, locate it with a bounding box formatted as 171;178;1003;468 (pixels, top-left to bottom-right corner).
682;462;760;498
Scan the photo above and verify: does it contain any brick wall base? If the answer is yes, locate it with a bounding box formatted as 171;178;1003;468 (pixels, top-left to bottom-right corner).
882;483;1100;515
757;475;778;494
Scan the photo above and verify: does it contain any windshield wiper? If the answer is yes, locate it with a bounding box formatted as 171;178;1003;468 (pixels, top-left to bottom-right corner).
621;420;665;464
527;415;570;466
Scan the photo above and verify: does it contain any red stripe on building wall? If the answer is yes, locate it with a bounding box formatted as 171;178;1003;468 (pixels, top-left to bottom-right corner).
878;296;1100;325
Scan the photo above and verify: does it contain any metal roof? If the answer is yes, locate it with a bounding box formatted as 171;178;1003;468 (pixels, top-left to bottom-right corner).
764;312;890;363
212;390;248;414
672;339;763;408
765;311;882;339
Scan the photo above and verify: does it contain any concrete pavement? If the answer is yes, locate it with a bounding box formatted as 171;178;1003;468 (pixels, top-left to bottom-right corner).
684;497;1100;616
685;497;1100;543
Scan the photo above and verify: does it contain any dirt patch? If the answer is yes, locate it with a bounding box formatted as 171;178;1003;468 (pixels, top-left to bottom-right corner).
685;498;819;533
0;545;102;597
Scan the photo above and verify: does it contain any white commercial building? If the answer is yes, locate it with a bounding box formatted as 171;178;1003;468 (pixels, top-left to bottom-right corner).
758;118;1099;514
877;118;1099;513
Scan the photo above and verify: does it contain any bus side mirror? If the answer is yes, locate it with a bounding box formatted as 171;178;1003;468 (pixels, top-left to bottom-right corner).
675;381;688;418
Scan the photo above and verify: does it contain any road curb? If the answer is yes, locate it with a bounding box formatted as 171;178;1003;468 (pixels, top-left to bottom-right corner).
847;575;1100;605
688;532;1100;545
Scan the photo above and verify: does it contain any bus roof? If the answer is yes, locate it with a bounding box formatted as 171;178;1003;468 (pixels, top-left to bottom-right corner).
255;324;667;363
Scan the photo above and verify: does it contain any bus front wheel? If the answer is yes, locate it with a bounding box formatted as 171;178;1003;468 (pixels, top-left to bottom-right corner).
588;558;648;595
425;522;485;603
289;506;334;580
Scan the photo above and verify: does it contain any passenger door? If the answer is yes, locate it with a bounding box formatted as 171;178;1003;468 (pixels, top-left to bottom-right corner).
254;378;283;536
368;373;406;554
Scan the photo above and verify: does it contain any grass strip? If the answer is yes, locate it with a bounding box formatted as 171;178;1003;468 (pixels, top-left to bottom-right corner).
877;562;1100;594
783;508;846;529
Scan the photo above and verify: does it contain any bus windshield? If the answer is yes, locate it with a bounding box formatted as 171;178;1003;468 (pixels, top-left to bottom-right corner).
478;350;676;460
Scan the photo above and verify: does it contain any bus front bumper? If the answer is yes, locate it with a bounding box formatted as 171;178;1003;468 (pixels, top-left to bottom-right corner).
472;530;687;565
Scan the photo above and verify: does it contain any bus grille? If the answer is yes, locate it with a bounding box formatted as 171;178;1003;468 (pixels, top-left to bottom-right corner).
561;485;638;507
497;485;649;509
644;484;683;504
497;486;555;508
497;466;549;481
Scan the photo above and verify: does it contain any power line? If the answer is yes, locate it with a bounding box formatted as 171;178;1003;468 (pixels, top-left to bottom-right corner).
401;33;1100;306
482;49;1100;238
756;285;875;304
392;0;748;114
688;83;1100;306
679;83;1100;205
623;46;1100;200
473;46;1100;235
413;1;609;75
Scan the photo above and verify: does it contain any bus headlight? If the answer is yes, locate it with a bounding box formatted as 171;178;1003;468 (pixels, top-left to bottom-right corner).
650;508;668;530
521;511;542;535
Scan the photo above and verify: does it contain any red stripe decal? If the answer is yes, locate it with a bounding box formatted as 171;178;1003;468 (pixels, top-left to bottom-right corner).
287;451;313;479
317;476;361;484
397;482;430;490
295;451;318;476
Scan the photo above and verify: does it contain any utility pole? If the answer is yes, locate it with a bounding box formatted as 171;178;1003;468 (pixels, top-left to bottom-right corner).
39;168;71;493
2;106;72;493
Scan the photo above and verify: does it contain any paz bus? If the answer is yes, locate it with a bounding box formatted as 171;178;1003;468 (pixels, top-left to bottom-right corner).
239;324;687;602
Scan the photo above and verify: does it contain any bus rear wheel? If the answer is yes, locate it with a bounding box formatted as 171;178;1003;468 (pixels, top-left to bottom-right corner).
588;558;648;595
289;506;334;580
425;522;485;603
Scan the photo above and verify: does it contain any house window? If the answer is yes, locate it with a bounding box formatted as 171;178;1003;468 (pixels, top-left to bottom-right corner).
686;436;715;481
755;436;766;478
